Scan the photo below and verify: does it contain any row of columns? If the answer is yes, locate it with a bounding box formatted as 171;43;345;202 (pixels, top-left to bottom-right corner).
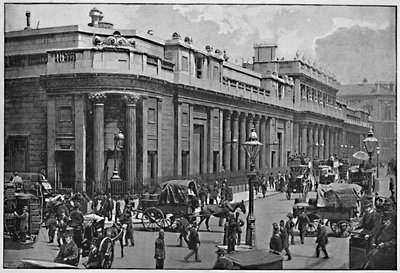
89;92;140;193
222;111;289;172
294;121;345;160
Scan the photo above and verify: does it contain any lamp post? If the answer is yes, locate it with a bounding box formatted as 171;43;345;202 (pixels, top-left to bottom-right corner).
242;128;263;247
376;146;380;178
109;131;125;193
363;129;378;195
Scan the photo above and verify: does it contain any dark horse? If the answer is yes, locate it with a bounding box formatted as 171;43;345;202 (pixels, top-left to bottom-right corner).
198;200;246;231
104;222;125;258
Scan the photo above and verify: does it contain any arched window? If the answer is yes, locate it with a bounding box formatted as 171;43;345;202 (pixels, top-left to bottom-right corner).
383;103;391;120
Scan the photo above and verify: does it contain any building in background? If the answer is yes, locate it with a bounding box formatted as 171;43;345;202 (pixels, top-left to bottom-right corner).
4;8;371;194
337;80;396;163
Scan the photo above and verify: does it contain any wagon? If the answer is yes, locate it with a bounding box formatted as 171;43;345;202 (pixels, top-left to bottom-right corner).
139;179;199;231
286;165;312;200
4;189;41;244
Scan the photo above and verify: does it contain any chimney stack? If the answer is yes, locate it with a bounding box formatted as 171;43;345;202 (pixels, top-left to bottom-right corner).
253;44;277;63
24;10;31;30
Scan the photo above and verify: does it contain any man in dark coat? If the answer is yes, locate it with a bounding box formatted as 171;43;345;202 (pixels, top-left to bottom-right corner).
279;220;292;260
269;223;282;253
69;202;84;248
235;212;244;246
296;209;310;244
120;204;134;246
364;211;396;269
54;227;79;266
57;209;69;247
184;222;201;262
315;220;329;259
227;214;238;253
357;202;381;237
285;213;295;245
103;193;114;221
176;211;189;247
154;229;165;269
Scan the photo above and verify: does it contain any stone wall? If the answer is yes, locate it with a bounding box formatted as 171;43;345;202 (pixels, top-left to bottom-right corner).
5;77;47;173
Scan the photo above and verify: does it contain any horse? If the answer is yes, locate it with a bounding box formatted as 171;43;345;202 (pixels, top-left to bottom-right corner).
104;222;125;259
197;200;246;231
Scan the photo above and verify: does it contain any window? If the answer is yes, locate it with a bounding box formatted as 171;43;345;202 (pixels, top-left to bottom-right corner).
213;65;220;81
278;85;283;100
59;106;72;122
6;136;29;172
182;56;188;71
148;108;156;124
147;151;158;179
182;112;189;126
195;56;203;79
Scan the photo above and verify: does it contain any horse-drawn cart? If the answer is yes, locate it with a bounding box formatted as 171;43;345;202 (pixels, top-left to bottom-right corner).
286;164;312;200
138;180;199;231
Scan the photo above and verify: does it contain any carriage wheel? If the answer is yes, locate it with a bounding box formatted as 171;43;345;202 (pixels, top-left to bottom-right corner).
158;213;174;230
332;221;352;238
306;219;319;237
99;237;114;269
213;257;234;270
142;207;164;231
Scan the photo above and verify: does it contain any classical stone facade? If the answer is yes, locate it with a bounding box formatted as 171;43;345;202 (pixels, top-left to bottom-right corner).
4;9;371;193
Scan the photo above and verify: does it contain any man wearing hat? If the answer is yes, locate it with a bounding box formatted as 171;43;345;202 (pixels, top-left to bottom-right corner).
57;209;69;247
54;227;79;266
295;209;310;244
184;221;201;262
285;213;295;245
357;201;381;237
120;203;134;246
154;229;165;269
14;206;29;242
279;220;292;260
315;220;329;259
69;201;84;248
269;223;282;253
364;211;396;269
176;211;189;247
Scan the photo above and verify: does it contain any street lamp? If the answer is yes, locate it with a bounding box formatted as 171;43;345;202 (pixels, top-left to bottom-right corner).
376;146;380;178
242;128;263;247
109;131;125;193
363;129;378;195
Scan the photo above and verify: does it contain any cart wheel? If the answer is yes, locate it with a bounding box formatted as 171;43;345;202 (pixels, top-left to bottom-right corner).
306;220;319;236
286;191;291;200
158;213;174;230
336;221;352;238
99;237;114;269
142;207;164;231
213;257;233;269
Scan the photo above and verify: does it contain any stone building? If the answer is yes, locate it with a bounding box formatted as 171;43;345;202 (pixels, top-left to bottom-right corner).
337;80;396;163
4;8;371;194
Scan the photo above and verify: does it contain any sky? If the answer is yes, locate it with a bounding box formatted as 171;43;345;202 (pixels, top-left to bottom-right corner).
4;2;396;85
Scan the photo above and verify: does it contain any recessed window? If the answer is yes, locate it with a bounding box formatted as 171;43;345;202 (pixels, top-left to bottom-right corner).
182;112;189;126
182;56;189;71
148;108;156;124
59;106;72;122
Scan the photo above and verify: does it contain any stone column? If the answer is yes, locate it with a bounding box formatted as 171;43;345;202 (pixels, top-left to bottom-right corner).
334;129;339;157
265;117;272;168
123;93;140;192
188;104;194;174
157;97;163;178
301;122;307;156
259;116;267;169
47;96;56;187
239;112;247;170
223;110;232;172
308;123;314;158
330;129;334;157
231;111;239;171
89;92;107;193
324;126;330;158
318;125;324;159
207;107;214;173
313;124;319;159
74;95;86;192
175;102;183;176
254;115;261;170
293;122;299;155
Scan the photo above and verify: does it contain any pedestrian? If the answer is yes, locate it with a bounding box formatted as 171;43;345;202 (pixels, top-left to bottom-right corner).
184;222;201;262
46;211;58;243
261;175;267;198
154;229;166;269
14;206;29;242
235;212;244;246
227;214;238;252
315;220;329;259
268;172;274;189
54;227;79;266
11;171;23;184
295;209;310;244
103;193;114;221
389;177;395;196
279;220;292;260
57;209;69;247
120;204;134;246
285;213;295;244
115;201;122;223
68;201;84;248
176;211;189;247
269;223;282;254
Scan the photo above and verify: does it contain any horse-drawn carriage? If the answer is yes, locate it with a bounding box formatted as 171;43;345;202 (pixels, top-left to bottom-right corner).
4;184;41;244
292;183;362;238
136;179;199;231
286;164;312;200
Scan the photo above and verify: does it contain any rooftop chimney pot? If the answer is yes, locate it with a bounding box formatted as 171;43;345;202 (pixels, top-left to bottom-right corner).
25;10;31;30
